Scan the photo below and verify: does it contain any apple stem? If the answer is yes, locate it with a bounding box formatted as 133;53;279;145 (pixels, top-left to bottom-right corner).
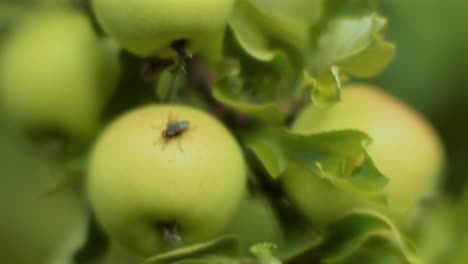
171;39;192;60
171;39;192;73
141;39;192;82
159;222;182;246
29;130;70;158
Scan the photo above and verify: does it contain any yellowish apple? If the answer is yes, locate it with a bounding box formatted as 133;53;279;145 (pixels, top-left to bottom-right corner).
92;0;235;58
282;85;445;226
87;104;246;256
0;10;120;139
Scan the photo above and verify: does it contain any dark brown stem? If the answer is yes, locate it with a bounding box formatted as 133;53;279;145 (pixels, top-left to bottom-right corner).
141;59;173;83
170;39;193;73
185;58;252;128
171;39;193;60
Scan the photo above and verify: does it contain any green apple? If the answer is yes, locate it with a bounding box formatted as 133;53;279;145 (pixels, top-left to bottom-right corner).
224;194;283;255
0;9;120;139
282;85;445;227
0;124;87;264
92;0;235;58
98;241;143;264
87;104;246;256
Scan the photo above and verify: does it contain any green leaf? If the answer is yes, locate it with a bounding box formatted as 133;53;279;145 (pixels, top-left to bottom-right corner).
228;0;316;60
170;256;240;264
277;210;421;264
212;49;297;125
311;13;394;78
212;86;285;125
319;209;423;264
303;66;342;108
144;235;240;264
244;135;287;179
240;0;309;50
245;127;387;196
228;0;275;62
250;243;282;264
338;37;395;78
49;211;90;264
278;226;322;262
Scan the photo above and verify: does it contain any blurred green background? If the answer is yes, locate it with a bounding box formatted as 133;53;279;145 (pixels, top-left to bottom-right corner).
1;1;467;264
373;0;468;196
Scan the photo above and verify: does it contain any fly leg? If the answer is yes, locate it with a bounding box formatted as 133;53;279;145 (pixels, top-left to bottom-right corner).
177;136;184;152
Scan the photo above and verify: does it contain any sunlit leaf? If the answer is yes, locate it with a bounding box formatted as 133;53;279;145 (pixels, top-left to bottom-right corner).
212;44;297;125
228;0;316;60
311;13;394;78
247;137;288;179
212;86;285;125
144;235;239;264
245;127;387;196
240;0;309;51
228;0;275;62
251;243;282;264
320;209;423;264
303;66;342;108
338;38;395;78
277;210;421;264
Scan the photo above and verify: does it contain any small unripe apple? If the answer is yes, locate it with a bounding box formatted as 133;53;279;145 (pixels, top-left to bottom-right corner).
0;10;120;139
87;105;246;256
224;194;283;254
92;0;235;58
282;85;445;226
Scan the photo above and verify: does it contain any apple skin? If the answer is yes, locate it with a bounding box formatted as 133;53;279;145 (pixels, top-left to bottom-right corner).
0;10;120;139
87;105;246;256
224;194;283;255
282;85;445;227
92;0;235;58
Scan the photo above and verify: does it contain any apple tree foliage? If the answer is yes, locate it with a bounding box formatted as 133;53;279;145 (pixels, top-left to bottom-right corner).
0;0;453;264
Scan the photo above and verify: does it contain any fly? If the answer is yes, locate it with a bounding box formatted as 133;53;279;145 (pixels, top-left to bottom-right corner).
155;113;192;151
162;120;190;139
